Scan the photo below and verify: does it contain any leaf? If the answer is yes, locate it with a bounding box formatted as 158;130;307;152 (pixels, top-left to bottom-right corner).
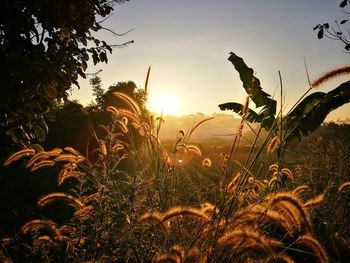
228;53;275;109
225;53;277;128
38;119;49;134
81;60;87;71
284;80;350;144
219;101;276;129
219;102;261;123
317;27;324;39
33;126;46;142
99;52;107;63
43;85;57;99
92;51;100;65
31;144;44;153
340;0;348;8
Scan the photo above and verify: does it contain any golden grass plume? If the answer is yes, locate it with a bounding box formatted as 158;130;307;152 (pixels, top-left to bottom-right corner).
304;194;324;208
338;181;350;192
311;65;350;88
268;192;312;233
21;219;62;241
218;228;281;256
57;170;84;186
113;92;141;116
267;136;280;154
201;158;212;167
38;193;84;209
295;234;328;263
3;148;35;167
292;185;311;197
30;160;55;171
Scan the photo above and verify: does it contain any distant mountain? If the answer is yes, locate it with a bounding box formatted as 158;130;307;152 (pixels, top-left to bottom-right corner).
158;112;243;141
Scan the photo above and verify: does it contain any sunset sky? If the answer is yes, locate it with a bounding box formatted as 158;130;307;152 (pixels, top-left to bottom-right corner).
72;0;350;121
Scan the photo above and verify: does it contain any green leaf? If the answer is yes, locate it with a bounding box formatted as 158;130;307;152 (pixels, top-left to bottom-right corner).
221;53;277;129
317;27;324;39
33;125;46;142
219;102;261;122
284;80;350;144
228;53;276;110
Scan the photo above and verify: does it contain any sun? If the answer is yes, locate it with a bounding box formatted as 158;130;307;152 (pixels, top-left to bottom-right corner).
147;92;180;115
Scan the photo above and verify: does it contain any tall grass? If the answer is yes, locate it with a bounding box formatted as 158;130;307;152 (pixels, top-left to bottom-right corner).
1;90;349;262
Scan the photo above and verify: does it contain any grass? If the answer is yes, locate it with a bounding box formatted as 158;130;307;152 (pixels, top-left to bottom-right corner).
0;92;349;262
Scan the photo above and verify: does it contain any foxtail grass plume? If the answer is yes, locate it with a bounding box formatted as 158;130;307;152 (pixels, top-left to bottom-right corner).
139;211;169;235
30;160;55;171
26;152;49;168
201;158;212;167
188;117;214;138
162;207;210;222
304;194;324;208
228;172;241;192
63;147;80;156
311;65;350;88
292;185;311;196
335;232;350;252
38;193;84;209
106;105;119;115
268;192;312;233
117;109;141;125
295;234;328;263
281;168;294;181
83;192;100;204
21;219;62;241
234;205;294;237
169;245;185;262
267;136;281;154
3;148;35;167
98;139;108;156
186;145;202;156
218;228;281;256
338;181;350;192
54;154;81;163
57;171;84;185
113;92;141;116
242;96;250;116
178;129;185;139
74;205;94;220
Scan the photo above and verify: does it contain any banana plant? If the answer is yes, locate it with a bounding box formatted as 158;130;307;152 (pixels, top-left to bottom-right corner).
219;52;350;146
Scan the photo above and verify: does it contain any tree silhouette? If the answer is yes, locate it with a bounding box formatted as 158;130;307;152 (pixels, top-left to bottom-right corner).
0;0;131;152
314;0;350;52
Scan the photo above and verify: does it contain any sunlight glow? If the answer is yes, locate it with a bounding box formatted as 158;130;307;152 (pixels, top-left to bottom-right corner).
147;92;180;115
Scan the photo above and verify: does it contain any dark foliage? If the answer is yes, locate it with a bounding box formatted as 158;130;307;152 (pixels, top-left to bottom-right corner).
0;0;130;153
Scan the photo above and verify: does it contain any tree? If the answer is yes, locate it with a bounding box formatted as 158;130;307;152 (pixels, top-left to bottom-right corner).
101;81;148;113
0;0;131;153
90;76;105;111
314;0;350;51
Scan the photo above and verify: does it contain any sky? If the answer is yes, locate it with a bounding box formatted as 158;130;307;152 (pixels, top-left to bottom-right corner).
71;0;350;121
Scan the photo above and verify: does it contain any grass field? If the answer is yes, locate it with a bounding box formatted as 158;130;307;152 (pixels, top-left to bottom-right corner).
1;102;349;262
